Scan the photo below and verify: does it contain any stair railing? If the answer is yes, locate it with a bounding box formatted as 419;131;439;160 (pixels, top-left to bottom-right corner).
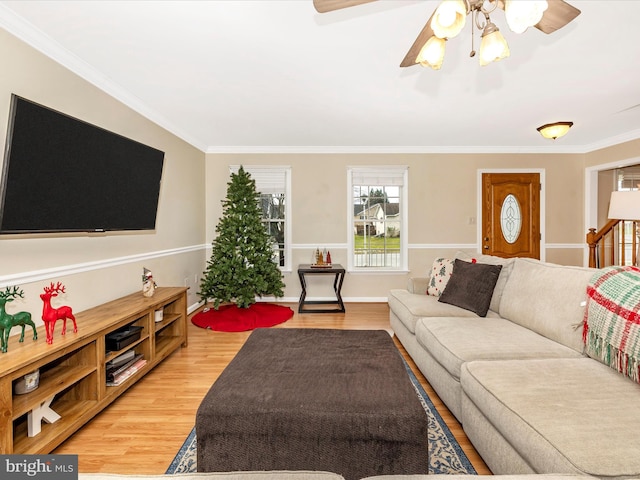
587;219;638;268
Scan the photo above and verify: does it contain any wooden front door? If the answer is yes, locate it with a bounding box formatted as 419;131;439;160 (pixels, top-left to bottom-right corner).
481;172;541;259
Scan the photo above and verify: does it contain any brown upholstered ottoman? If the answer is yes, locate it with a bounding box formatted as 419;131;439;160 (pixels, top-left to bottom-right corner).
196;328;429;480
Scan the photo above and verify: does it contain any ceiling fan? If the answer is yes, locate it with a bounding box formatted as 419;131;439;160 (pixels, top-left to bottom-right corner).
313;0;581;69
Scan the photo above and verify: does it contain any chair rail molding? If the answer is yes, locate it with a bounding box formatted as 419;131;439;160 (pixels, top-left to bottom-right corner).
0;244;206;288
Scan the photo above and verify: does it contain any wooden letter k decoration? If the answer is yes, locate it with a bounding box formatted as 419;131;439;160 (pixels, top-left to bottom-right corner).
28;395;61;437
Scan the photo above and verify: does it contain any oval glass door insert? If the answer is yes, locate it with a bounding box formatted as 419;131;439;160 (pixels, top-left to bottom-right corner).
500;194;522;244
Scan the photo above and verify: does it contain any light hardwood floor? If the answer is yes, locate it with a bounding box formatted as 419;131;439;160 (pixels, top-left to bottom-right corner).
54;302;491;475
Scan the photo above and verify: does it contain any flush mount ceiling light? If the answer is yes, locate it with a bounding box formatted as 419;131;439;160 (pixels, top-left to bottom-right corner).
314;0;580;69
537;121;574;140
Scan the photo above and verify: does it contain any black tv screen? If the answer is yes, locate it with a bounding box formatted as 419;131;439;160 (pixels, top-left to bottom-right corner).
0;94;164;234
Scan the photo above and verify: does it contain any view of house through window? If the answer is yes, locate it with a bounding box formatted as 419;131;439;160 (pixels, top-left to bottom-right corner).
230;166;291;269
349;167;407;270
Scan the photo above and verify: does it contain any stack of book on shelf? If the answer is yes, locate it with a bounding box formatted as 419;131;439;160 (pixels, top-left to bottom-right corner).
106;349;147;386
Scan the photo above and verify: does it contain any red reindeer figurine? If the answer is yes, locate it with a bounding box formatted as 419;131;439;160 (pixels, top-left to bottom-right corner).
40;282;77;344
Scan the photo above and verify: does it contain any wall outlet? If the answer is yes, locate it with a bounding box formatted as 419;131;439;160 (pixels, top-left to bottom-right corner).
184;277;189;287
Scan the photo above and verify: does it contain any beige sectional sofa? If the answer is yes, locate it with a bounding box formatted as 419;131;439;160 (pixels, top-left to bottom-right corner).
388;253;640;479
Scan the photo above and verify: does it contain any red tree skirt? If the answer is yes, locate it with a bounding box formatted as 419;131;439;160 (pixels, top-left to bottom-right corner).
191;303;294;332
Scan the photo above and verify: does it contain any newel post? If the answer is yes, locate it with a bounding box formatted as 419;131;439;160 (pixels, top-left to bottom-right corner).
586;228;597;268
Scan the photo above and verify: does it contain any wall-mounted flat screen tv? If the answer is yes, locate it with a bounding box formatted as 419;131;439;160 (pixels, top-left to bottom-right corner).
0;94;164;234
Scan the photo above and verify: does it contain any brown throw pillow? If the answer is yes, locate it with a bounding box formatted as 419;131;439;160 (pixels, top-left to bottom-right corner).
438;258;503;317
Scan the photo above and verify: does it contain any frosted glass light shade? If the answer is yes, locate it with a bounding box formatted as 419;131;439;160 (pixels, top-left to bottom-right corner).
431;0;467;39
505;0;548;34
536;122;573;139
479;25;510;66
417;36;446;70
608;191;640;220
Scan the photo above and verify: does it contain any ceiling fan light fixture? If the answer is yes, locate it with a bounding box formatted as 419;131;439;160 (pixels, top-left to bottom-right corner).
431;0;467;39
537;121;573;139
505;0;548;34
478;22;510;66
417;36;446;70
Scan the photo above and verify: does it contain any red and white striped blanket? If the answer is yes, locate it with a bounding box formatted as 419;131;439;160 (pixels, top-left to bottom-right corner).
583;265;640;382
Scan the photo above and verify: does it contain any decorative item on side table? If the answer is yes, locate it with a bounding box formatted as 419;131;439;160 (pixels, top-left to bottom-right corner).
0;286;38;353
40;282;77;345
142;267;157;297
311;247;333;268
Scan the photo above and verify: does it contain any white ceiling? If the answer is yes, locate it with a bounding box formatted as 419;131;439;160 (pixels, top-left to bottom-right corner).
1;0;640;154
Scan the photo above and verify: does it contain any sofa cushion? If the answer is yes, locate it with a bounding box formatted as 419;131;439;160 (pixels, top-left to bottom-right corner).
388;289;487;334
498;258;595;352
438;259;502;317
415;317;582;381
427;257;454;296
455;251;515;314
461;358;640;477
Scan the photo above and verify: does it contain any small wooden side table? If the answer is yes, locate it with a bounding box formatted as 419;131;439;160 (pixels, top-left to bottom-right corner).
297;264;346;313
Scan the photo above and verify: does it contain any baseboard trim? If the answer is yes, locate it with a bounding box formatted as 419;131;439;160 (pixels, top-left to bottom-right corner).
264;296;388;304
187;300;205;315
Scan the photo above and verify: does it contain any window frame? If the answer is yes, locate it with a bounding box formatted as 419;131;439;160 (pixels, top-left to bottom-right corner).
229;165;292;272
347;166;408;273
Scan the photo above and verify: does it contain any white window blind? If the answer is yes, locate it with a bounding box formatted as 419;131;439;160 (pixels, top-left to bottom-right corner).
230;165;287;194
350;167;405;186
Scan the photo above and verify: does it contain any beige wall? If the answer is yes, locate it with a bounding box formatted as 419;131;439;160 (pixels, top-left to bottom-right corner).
584;139;640;169
206;152;587;300
0;29;207;322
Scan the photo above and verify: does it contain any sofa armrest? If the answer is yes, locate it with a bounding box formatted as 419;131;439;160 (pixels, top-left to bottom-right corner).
408;277;430;295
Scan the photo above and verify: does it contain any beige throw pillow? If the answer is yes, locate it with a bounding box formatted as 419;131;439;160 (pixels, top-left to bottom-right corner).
427;257;454;296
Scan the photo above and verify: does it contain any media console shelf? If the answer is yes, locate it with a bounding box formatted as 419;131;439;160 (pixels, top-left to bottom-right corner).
0;286;188;454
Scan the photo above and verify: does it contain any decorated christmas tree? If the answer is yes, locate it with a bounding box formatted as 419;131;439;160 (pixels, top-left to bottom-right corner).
199;166;285;309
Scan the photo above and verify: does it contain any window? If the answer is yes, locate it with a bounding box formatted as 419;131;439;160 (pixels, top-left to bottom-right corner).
348;166;408;271
230;165;291;271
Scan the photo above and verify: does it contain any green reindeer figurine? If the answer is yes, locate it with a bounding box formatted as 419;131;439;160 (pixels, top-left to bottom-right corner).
0;286;38;353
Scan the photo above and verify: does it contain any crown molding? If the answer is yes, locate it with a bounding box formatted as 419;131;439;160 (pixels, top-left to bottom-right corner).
205;135;640;155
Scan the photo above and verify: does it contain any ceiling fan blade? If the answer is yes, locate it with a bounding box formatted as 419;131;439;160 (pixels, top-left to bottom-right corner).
399;11;437;68
535;0;581;34
313;0;377;13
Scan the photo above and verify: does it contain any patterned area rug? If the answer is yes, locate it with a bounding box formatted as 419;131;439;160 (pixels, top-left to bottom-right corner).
166;359;476;475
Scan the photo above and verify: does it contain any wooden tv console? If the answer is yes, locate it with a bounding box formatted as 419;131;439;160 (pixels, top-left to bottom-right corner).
0;286;188;454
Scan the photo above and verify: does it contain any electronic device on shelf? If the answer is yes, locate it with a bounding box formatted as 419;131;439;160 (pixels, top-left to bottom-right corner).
105;325;143;352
